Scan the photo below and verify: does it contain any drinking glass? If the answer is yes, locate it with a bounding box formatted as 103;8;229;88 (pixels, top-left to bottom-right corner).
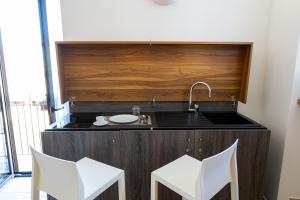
132;105;141;116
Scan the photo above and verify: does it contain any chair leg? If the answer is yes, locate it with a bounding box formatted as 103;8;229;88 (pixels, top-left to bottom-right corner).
31;153;40;200
31;189;40;200
230;181;239;200
230;151;239;200
118;172;126;200
31;168;39;200
151;177;158;200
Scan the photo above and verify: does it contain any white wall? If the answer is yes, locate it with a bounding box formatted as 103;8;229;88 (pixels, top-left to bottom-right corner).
60;0;272;123
277;37;300;200
263;0;300;199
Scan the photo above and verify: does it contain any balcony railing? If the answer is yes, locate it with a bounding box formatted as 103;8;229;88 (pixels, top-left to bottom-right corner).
10;101;49;171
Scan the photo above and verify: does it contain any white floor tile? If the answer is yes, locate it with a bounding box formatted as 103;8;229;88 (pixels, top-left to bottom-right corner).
0;192;47;200
0;177;47;200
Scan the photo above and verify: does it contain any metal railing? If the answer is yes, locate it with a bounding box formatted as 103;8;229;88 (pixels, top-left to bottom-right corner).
10;101;49;156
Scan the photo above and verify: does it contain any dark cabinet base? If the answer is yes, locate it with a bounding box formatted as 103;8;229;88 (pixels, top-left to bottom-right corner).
42;129;270;200
42;131;120;200
195;130;270;200
119;130;194;200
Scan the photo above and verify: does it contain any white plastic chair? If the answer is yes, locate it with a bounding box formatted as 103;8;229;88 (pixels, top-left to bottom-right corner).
30;147;126;200
151;140;239;200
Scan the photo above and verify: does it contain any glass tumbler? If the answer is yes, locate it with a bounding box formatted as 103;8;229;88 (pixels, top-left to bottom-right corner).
132;105;141;116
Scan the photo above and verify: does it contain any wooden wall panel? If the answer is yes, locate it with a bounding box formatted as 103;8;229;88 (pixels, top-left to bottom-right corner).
56;42;252;103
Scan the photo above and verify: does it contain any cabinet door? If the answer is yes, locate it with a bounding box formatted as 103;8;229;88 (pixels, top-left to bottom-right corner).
152;130;195;200
194;130;270;200
120;130;194;200
120;130;152;200
42;131;121;200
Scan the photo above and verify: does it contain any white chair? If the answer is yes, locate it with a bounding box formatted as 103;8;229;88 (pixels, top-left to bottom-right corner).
30;147;126;200
151;140;239;200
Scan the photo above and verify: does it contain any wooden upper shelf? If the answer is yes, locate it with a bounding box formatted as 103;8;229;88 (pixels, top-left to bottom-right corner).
56;41;253;103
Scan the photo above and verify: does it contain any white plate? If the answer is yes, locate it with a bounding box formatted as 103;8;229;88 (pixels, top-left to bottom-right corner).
93;120;108;126
109;114;139;124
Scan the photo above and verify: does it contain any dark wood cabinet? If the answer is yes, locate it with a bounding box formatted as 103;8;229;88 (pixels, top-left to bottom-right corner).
119;130;194;200
194;130;270;200
151;130;195;168
42;131;121;200
120;130;152;200
151;130;194;200
42;129;269;200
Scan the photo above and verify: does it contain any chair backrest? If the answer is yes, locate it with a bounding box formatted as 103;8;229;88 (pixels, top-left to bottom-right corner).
30;147;84;200
196;140;239;200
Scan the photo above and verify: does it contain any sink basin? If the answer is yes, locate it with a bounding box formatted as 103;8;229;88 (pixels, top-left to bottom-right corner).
201;112;254;125
154;111;210;127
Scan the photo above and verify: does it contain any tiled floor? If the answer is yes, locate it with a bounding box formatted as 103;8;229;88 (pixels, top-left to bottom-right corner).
0;177;47;200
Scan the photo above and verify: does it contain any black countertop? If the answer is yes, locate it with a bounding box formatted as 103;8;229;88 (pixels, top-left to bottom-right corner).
46;111;266;131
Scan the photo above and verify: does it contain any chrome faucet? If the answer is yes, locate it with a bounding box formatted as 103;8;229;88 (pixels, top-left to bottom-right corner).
188;81;212;111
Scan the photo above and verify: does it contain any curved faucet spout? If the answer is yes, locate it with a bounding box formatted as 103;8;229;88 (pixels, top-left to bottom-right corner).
188;81;212;111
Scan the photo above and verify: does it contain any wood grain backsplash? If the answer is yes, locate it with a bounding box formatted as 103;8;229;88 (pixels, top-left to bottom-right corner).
56;41;252;103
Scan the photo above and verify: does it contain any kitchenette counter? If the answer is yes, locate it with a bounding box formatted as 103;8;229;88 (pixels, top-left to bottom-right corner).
48;111;266;131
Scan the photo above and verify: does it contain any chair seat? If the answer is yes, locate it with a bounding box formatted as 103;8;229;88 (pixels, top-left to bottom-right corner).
152;155;202;200
76;157;123;200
